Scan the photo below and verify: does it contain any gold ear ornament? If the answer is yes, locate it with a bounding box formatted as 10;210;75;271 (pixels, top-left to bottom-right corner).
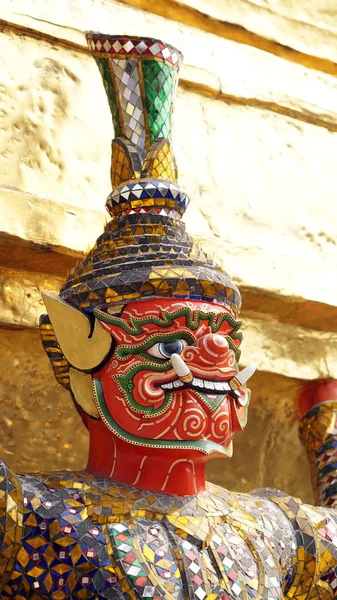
42;293;112;371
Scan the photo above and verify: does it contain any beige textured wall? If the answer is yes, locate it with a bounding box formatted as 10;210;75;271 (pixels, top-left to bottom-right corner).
1;0;337;503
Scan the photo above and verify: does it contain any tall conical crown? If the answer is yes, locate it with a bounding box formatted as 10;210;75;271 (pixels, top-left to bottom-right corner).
87;32;186;220
60;33;241;316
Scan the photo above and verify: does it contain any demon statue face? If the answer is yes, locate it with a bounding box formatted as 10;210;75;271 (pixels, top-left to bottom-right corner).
94;300;249;448
40;33;254;494
42;294;253;493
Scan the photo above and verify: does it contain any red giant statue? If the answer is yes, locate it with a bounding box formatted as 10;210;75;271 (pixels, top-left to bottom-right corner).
1;32;337;600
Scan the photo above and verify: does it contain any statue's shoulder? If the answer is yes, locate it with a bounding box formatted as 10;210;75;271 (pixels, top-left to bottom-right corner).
17;469;89;503
205;480;237;507
206;481;297;547
205;480;273;512
17;469;138;523
0;460;23;587
0;457;21;493
0;457;23;526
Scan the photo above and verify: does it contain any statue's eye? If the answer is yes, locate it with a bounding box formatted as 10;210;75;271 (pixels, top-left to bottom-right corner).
147;339;188;359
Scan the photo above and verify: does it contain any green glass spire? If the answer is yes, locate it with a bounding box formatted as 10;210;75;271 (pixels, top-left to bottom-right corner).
86;33;183;151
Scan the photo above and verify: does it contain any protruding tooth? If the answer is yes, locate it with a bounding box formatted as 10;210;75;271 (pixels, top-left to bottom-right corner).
173;380;181;388
235;364;256;385
229;364;256;391
194;378;203;388
171;353;193;383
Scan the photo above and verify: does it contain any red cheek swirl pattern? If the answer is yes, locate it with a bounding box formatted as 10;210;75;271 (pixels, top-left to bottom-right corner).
132;367;173;411
180;406;207;438
211;407;232;441
169;393;232;445
136;370;164;404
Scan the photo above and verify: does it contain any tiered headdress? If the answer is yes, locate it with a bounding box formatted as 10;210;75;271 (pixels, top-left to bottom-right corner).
59;33;241;315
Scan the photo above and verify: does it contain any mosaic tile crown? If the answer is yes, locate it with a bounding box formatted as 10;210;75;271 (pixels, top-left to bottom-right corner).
59;34;241;314
86;31;185;215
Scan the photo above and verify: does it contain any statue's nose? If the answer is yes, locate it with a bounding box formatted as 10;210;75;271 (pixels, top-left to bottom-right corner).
196;333;230;364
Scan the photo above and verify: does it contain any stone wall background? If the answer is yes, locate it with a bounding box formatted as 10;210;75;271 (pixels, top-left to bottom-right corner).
1;0;337;503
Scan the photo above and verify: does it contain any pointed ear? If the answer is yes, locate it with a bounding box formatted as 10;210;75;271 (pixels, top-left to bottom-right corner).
69;368;99;418
42;293;112;371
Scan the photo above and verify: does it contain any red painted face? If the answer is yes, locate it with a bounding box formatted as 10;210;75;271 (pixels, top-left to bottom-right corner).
91;299;250;458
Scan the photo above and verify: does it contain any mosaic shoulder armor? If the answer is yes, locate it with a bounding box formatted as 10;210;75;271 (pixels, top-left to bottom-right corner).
252;487;337;599
0;468;336;599
0;460;23;589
